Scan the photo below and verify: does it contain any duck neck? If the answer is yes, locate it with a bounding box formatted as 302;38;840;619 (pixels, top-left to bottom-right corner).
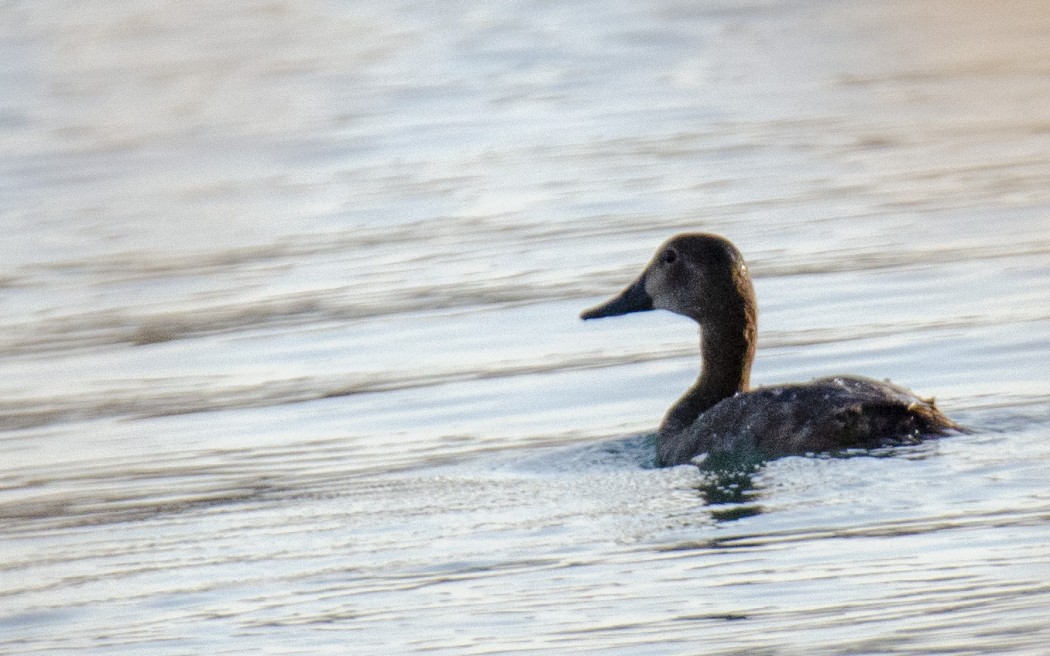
660;306;756;436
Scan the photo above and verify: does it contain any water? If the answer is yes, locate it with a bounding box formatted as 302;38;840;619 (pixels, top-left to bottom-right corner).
2;0;1049;653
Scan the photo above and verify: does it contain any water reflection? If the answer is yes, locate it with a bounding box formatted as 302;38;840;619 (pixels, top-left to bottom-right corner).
695;457;764;522
692;441;948;522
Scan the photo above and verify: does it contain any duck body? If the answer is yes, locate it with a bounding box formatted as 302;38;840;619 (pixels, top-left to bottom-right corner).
658;375;953;466
581;233;959;467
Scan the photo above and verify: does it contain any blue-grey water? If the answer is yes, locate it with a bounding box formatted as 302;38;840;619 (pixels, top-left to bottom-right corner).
2;1;1049;654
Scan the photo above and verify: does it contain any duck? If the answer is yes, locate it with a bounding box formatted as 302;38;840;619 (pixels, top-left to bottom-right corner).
581;233;960;467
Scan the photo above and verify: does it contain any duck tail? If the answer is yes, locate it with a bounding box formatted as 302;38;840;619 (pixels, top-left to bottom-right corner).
911;399;972;435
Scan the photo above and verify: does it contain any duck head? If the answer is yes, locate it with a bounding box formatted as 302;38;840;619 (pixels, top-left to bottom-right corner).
580;233;754;327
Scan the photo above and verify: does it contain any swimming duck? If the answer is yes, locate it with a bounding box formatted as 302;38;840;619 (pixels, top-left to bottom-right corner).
581;233;959;467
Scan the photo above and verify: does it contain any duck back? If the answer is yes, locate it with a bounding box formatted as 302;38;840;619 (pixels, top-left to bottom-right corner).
658;375;958;466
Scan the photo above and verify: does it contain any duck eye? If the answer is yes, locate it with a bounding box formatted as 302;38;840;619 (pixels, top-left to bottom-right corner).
661;248;677;265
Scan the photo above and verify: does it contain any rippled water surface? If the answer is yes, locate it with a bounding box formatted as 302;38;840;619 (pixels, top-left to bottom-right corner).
2;0;1050;653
